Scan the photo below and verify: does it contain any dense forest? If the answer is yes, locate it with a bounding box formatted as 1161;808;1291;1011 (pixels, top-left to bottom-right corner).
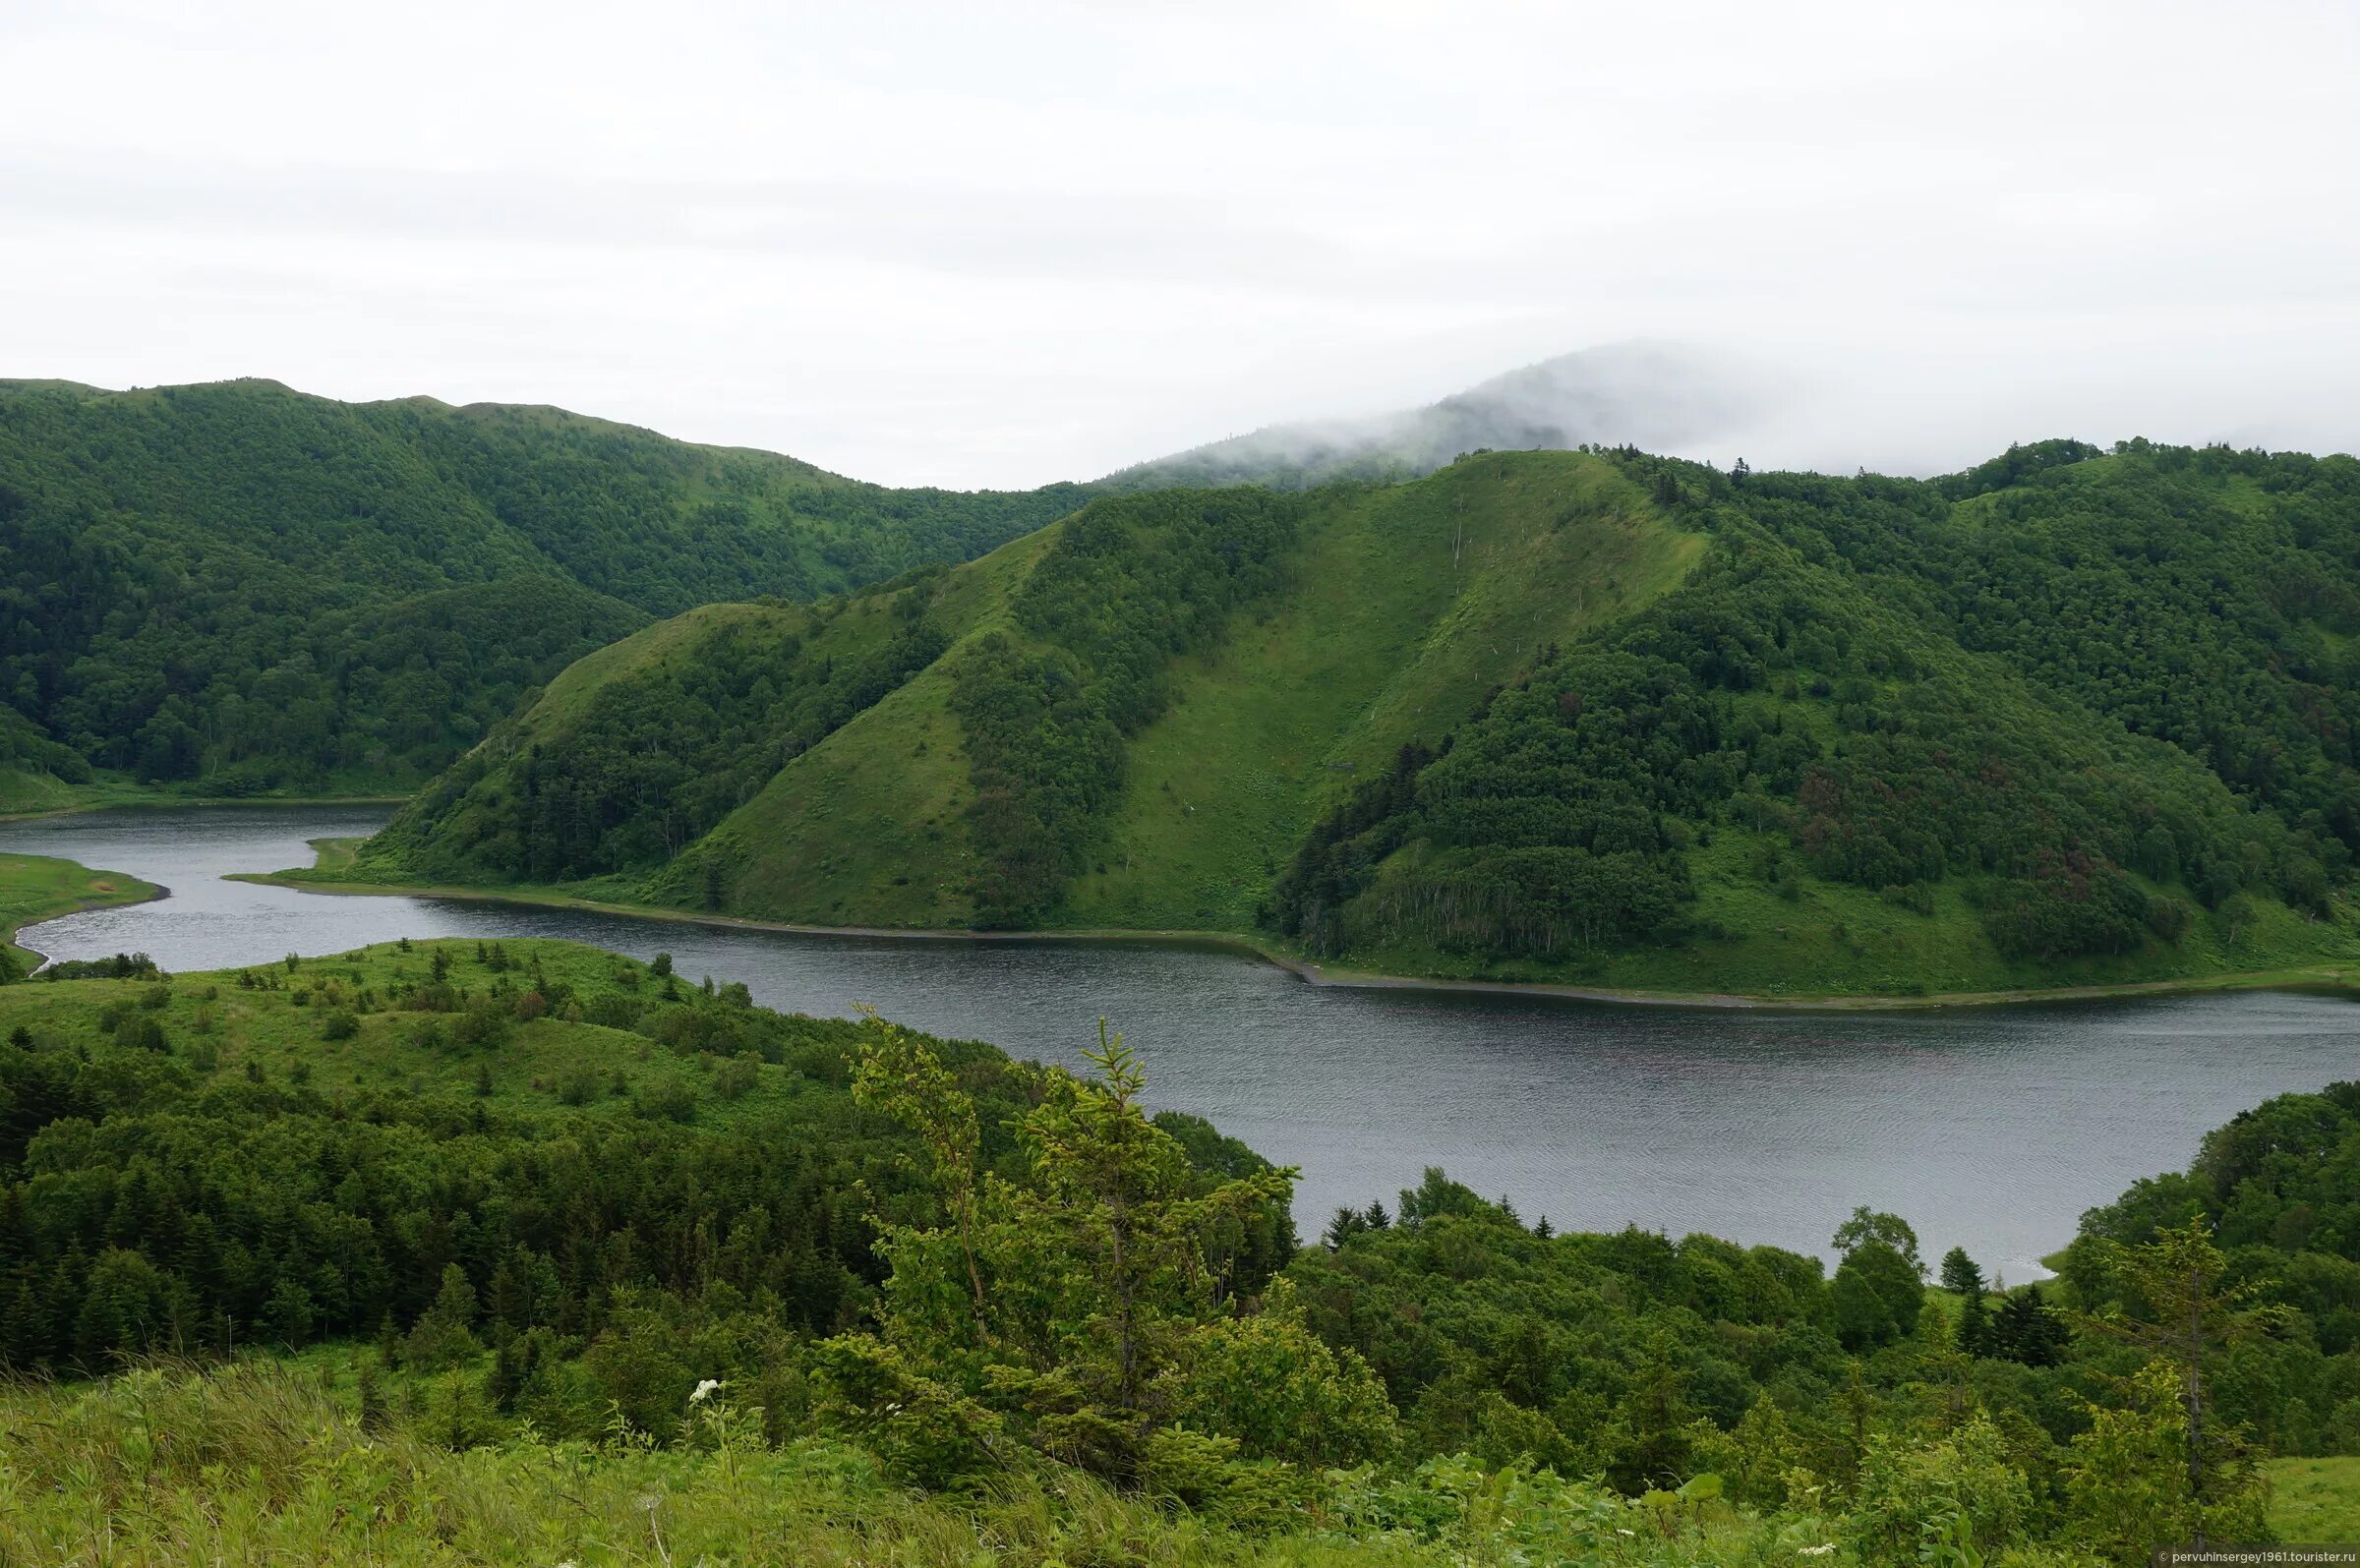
0;378;1088;794
360;441;2360;997
1;935;2354;1559
1270;474;2327;971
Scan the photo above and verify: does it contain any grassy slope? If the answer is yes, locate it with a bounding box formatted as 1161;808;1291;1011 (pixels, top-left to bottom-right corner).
0;852;156;971
672;527;1059;928
672;453;1699;932
1064;453;1700;931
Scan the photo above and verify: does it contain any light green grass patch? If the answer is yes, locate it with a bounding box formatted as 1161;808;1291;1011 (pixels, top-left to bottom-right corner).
1063;452;1700;931
2266;1456;2360;1539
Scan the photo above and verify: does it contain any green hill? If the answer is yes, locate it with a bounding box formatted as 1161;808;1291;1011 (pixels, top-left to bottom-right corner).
356;440;2360;997
362;453;1704;919
0;377;1090;800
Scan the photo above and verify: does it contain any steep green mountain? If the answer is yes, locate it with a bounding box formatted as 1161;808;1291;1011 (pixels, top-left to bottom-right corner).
358;440;2360;997
362;454;1701;920
1103;341;1762;491
0;378;1089;797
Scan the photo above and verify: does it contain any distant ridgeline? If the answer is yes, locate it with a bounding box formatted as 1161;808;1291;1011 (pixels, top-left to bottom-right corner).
361;438;2360;994
0;378;1089;796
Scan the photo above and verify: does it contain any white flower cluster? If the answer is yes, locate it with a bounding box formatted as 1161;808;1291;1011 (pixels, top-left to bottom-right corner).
690;1378;723;1404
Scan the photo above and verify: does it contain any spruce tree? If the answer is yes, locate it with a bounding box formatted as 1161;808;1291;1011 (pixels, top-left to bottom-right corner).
1941;1246;1989;1355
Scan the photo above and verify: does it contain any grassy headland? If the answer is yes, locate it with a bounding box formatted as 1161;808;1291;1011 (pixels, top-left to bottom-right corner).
0;850;155;973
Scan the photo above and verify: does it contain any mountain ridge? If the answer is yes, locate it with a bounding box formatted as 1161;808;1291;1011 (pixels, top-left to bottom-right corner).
0;377;1092;800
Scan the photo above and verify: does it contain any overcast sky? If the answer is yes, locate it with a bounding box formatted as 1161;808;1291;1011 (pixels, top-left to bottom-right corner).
6;0;2357;488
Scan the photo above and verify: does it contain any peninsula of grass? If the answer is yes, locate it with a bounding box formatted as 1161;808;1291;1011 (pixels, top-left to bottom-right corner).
0;851;157;974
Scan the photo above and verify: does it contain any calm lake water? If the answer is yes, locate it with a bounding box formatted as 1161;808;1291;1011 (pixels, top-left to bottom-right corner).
8;804;2357;1279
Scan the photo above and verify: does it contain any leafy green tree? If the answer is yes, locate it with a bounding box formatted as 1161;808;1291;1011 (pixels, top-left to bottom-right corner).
1847;1413;2031;1567
2066;1361;2270;1563
401;1263;483;1372
826;1016;1311;1492
2077;1217;2283;1542
1832;1242;1923;1351
1161;1277;1396;1467
1834;1208;1924;1279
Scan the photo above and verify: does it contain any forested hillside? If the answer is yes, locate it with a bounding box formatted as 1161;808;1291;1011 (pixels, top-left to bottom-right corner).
0;378;1089;798
1;935;2354;1560
356;440;2360;997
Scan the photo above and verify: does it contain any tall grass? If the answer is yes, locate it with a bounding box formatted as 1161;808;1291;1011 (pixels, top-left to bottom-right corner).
0;1360;1808;1567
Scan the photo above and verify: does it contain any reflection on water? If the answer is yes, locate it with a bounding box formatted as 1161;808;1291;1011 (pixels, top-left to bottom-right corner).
8;805;2358;1276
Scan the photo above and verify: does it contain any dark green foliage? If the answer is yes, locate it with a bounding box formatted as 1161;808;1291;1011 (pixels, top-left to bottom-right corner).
1984;1285;2070;1366
377;611;950;881
1274;446;2347;968
0;944;1292;1415
1831;1243;1923;1351
1745;442;2360;876
0;379;1088;789
0;954;980;1370
8;937;2360;1518
35;953;157;982
1273;651;1704;958
1287;1168;1842;1485
950;489;1301;923
2069;1080;2360;1370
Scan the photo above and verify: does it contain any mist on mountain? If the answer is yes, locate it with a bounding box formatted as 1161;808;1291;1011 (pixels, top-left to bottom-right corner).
1104;342;1774;491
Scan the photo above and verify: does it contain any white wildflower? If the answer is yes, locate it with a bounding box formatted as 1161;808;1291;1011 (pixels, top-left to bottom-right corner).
1618;1530;1636;1538
689;1378;723;1404
1799;1545;1838;1557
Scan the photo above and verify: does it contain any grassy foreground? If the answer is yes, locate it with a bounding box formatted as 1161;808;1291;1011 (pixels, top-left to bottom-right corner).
0;1360;1816;1568
0;850;155;972
0;1308;2349;1565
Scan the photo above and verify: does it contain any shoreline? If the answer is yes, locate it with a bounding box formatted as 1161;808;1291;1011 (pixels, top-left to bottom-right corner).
239;860;2360;1015
2;870;167;973
0;791;410;825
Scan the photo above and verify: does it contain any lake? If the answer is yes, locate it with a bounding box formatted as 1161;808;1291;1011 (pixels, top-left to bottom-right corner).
7;803;2356;1280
